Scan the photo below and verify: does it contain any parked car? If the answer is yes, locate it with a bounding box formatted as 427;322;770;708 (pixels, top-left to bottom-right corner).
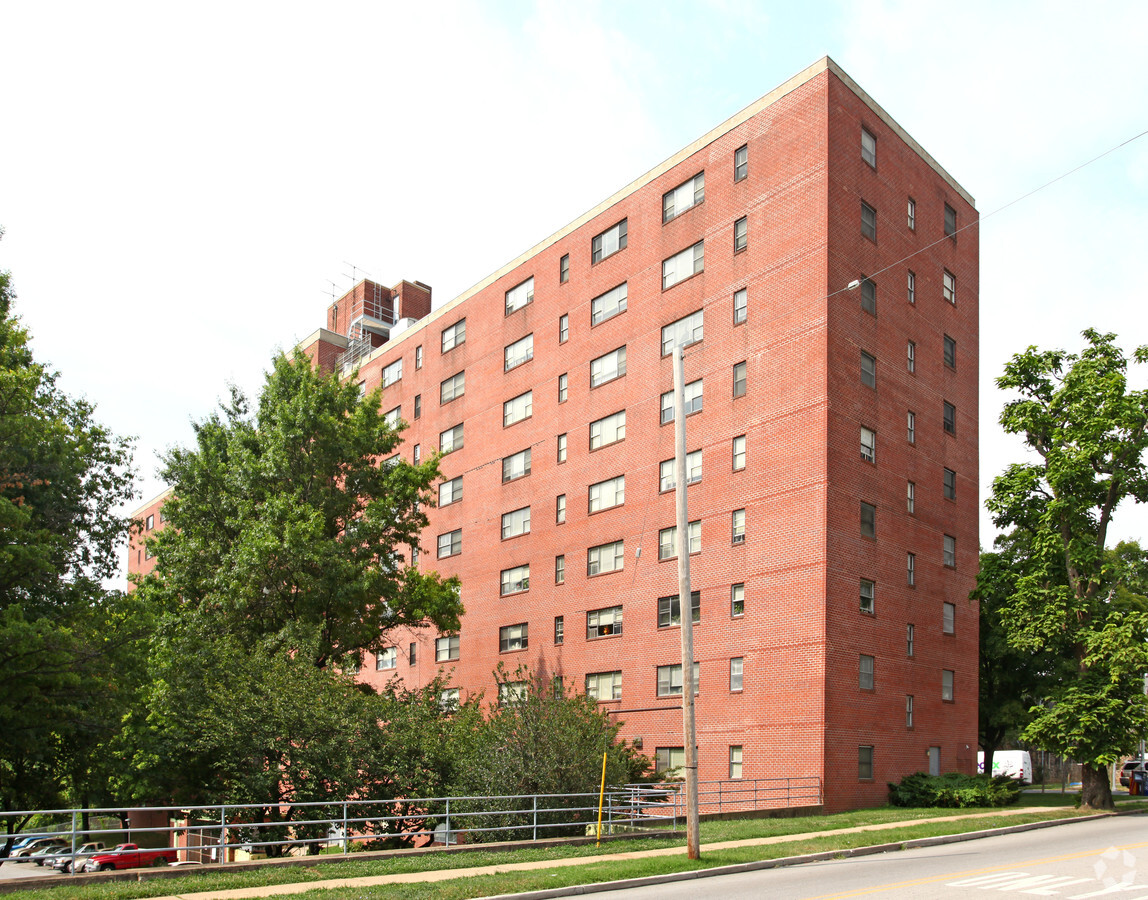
47;842;108;873
29;842;71;866
9;837;68;860
1120;758;1145;787
82;844;177;872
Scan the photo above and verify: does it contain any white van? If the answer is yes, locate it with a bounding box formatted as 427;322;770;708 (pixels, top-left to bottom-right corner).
977;750;1033;784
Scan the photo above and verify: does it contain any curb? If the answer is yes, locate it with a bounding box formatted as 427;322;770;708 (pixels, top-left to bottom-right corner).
481;811;1127;900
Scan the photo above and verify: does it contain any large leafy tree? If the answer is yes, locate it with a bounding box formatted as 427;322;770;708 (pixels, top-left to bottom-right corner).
987;329;1148;809
0;239;140;845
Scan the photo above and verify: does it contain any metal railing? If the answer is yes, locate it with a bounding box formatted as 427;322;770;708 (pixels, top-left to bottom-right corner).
0;777;820;872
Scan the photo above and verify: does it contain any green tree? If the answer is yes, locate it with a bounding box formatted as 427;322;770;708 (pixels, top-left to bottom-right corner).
987;329;1148;809
0;239;140;848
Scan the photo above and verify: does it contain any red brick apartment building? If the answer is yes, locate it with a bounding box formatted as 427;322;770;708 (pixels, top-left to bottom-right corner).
130;57;978;811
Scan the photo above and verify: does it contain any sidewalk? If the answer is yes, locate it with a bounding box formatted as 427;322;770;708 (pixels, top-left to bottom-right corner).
149;806;1108;900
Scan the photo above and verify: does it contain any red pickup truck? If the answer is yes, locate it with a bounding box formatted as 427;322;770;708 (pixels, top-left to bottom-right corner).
82;843;177;872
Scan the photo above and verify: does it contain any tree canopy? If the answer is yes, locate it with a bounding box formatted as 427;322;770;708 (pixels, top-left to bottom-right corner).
986;329;1148;809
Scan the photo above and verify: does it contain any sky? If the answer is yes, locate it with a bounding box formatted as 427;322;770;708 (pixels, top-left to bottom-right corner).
2;0;1147;586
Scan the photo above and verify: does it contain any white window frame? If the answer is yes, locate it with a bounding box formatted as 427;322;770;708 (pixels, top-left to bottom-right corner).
729;745;744;779
658;520;700;560
498;680;529;704
503;391;532;427
663;171;704;222
439;476;463;507
384;406;402;429
500;564;530;596
657;591;700;628
659;450;702;492
590;346;627;387
499;623;529;652
382;358;403;387
656;662;699;697
661;309;704;355
943;601;956;634
504;334;534;371
440;371;465;404
734;144;748;181
502;448;531;483
591;283;628;326
586;671;622;701
505;277;534;315
861;278;876;314
588;475;625;513
587;540;624;576
437;529;461;559
376;647;397;670
861;351;876;388
733;435;746;471
731;583;745;617
733;288;747;324
860;579;875;614
861;426;876;463
907;270;916;305
501;507;531;540
944;534;957;567
586;605;623;638
732;509;746;544
859;654;875;690
435;635;459;662
734;216;748;252
861;201;877;241
590;410;626;450
861;127;876;167
660;379;702;424
730;658;744;692
440;423;463;454
908;552;916;586
441;318;466;352
943;269;956;304
592;219;627;263
662;241;704;290
942;669;955;701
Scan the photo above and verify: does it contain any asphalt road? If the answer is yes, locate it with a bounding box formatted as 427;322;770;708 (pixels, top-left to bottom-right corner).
609;815;1148;899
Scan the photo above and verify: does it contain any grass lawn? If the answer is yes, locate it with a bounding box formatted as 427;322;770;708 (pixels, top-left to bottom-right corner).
7;797;1106;900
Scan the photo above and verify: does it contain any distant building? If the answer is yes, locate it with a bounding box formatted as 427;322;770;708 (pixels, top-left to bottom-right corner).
132;58;979;812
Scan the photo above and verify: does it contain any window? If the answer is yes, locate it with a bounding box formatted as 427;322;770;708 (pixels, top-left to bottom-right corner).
440;687;460;711
907;341;916;373
560;253;569;283
414;394;422;419
590;410;626;449
861;351;876;388
409;642;416;666
660;379;703;424
907;410;916;444
944;534;957;567
557;433;567;463
382;358;402;387
440;424;464;454
415;345;423;369
656;747;686;777
590;346;627;387
861;127;876;167
860;502;876;539
592;219;627;263
411;545;419;565
662;241;704;289
587;540;624;576
437;529;461;559
943;401;956;435
657;591;700;628
907;552;916;587
663;172;704;222
501;507;530;539
591;283;628;326
505;277;534;315
943;601;956;634
731;583;745;617
376;647;397;670
942;669;955;701
907;198;916;230
944;334;956;369
860;426;876;463
588;475;625;513
944;203;957;238
384;406;402;429
413;444;421;464
659;450;702;491
661;310;704;356
145;514;154;531
861;278;876;315
586;671;622;701
734;144;748;181
439;476;463;506
498;681;528;705
435;635;459;662
499;623;528;652
859;746;874;779
658;521;700;559
730;658;744;692
944;467;956;500
554;615;564;643
500;564;530;596
734;216;748;253
733;361;747;397
861;201;877;241
907;624;915;656
442;318;466;352
502;448;531;483
504;334;533;371
440;371;465;404
587;605;623;638
733;288;747;324
733;435;746;470
657;662;700;697
907;481;916;514
559;313;569;343
943;270;956;304
556;494;566;524
860;579;875;614
555;556;565;585
732;509;746;544
907;270;916;305
859;654;875;690
503;391;532;427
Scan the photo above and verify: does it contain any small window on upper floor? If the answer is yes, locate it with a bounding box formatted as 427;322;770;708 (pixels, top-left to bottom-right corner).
661;309;703;356
944;334;956;369
733;217;748;253
504;334;534;372
907;198;916;231
592;219;627;264
590;410;626;450
442;318;466;353
559;313;569;344
662;242;704;290
505;277;534;315
907;341;916;373
590;346;627;388
944;467;956;501
860;426;876;463
145;514;154;531
414;394;422;419
943;401;956;436
560;253;570;284
734;144;748;182
944;203;957;239
861;501;876;539
733;288;747;324
663;172;704;222
733;361;747;398
382;358;402;387
861;351;876;388
943;270;957;305
861;201;877;241
860;579;875;614
591;283;627;326
861;127;876;167
415;345;423;369
861;278;876;315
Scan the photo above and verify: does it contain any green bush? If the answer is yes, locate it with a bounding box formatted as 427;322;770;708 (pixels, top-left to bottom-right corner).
887;772;1022;808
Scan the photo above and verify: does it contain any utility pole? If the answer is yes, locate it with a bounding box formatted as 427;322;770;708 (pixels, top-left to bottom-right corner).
673;343;700;859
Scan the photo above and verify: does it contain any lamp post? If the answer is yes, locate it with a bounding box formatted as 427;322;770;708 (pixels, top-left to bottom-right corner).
672;343;700;860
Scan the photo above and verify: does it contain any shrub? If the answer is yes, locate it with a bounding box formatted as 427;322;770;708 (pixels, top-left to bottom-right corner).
888;772;1022;808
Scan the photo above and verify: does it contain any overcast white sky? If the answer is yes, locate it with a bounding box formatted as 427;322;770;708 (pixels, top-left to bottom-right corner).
2;0;1147;585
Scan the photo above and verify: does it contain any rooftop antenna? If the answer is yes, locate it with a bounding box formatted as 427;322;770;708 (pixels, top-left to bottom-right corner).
342;261;373;286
